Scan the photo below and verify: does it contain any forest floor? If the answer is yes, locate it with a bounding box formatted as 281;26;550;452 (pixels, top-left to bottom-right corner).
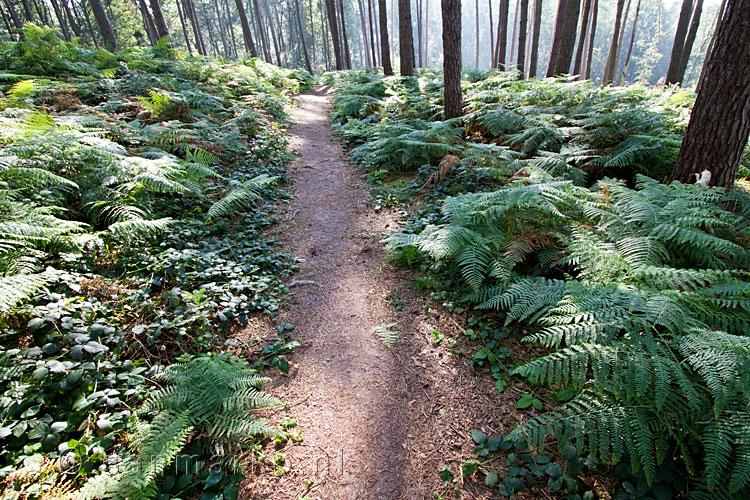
237;88;525;499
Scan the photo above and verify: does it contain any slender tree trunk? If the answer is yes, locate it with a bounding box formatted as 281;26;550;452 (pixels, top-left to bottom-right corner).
474;0;479;67
320;0;331;69
675;0;702;84
211;0;229;55
528;0;542;77
89;0;116;49
665;0;693;85
398;0;414;75
338;0;352;68
416;0;423;67
494;0;508;68
488;0;494;66
308;0;317;65
619;0;640;85
176;0;193;53
572;0;590;76
20;0;32;21
441;0;461;117
357;0;371;65
79;0;99;46
150;0;170;41
366;0;377;65
186;0;207;55
3;0;22;33
602;0;625;85
372;0;380;65
62;0;82;37
262;0;281;64
252;0;271;60
0;1;16;40
670;0;750;188
546;0;579;76
516;0;527;76
509;0;519;67
223;0;238;57
696;0;726;89
137;0;158;44
378;0;392;74
423;0;428;66
50;0;72;41
294;0;313;72
34;0;50;25
583;0;596;79
324;0;342;68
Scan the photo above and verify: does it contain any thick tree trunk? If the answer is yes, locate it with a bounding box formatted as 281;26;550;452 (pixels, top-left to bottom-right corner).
583;0;597;79
665;0;693;85
572;0;590;76
150;0;170;41
398;0;414;75
176;0;193;53
516;0;528;76
696;0;726;89
494;0;509;68
528;0;542;77
294;0;313;72
324;0;342;68
546;0;579;76
378;0;392;74
619;0;640;85
602;0;625;85
675;0;703;84
441;0;461;118
670;0;750;188
89;0;117;49
137;0;158;44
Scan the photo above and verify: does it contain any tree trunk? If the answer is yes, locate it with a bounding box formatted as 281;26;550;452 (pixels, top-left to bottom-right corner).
619;0;640;85
252;0;271;61
357;0;371;65
150;0;170;41
378;0;392;74
509;0;519;67
294;0;313;72
320;0;331;69
416;0;422;67
338;0;352;68
583;0;597;79
3;0;22;32
516;0;528;76
398;0;414;75
63;0;82;37
211;0;230;56
494;0;508;68
223;0;238;57
665;0;693;85
675;0;703;84
20;0;32;21
50;0;72;41
367;0;377;65
176;0;193;53
79;0;99;46
372;0;380;65
423;0;428;66
184;0;207;54
527;0;542;77
696;0;726;89
34;0;50;25
670;0;750;188
488;0;494;66
602;0;625;85
474;0;479;67
324;0;342;68
441;0;461;118
262;0;281;64
89;0;117;49
572;0;590;76
0;1;17;40
546;0;579;76
137;0;158;44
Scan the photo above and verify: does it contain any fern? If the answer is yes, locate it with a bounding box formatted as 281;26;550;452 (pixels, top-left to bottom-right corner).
375;322;399;347
207;174;278;220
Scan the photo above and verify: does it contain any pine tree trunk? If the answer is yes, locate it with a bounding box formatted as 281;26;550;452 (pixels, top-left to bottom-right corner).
674;0;702;84
602;0;625;85
583;0;596;79
696;0;726;89
367;0;377;65
488;0;494;66
546;0;579;76
494;0;509;68
50;0;71;41
0;1;16;40
619;0;640;85
324;0;342;68
34;0;50;25
441;0;461;118
294;0;313;72
572;0;590;76
3;0;22;32
320;0;332;69
79;0;99;46
398;0;414;75
378;0;392;74
224;0;238;57
372;0;380;65
184;0;207;54
516;0;527;76
20;0;32;21
63;0;82;37
339;0;352;68
137;0;158;44
527;0;541;77
88;0;117;49
212;0;230;56
670;0;750;188
423;0;428;66
252;0;271;61
474;0;479;67
416;0;422;67
262;0;281;64
176;0;194;53
357;0;371;65
665;0;693;85
509;0;519;67
150;0;170;41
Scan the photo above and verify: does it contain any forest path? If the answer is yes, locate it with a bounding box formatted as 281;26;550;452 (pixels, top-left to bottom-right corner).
242;88;508;500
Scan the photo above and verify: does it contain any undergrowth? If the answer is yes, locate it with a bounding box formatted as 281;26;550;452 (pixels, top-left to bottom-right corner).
0;26;311;499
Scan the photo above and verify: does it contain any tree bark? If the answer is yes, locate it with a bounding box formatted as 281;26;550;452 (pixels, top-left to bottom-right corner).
423;0;428;66
696;0;726;89
474;0;479;67
378;0;392;74
294;0;313;72
137;0;159;44
211;0;230;56
150;0;170;41
63;0;82;37
670;0;750;188
3;0;22;32
675;0;703;84
324;0;342;68
546;0;579;76
176;0;194;53
441;0;461;118
416;0;423;67
252;0;271;61
79;0;99;46
0;1;17;40
488;0;494;66
357;0;371;65
665;0;693;85
583;0;597;79
262;0;281;64
50;0;71;41
398;0;414;75
528;0;542;77
619;0;640;85
572;0;590;76
20;0;33;21
516;0;528;76
494;0;508;68
89;0;117;49
509;0;519;67
602;0;625;85
320;0;331;69
366;0;377;65
223;0;238;57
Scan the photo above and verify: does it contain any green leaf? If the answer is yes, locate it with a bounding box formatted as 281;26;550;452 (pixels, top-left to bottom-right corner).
531;399;542;411
516;394;533;409
470;429;487;444
462;459;481;476
204;467;224;489
485;471;499;487
487;436;503;452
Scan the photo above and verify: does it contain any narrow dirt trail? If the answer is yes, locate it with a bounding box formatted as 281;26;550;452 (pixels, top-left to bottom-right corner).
243;88;511;500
